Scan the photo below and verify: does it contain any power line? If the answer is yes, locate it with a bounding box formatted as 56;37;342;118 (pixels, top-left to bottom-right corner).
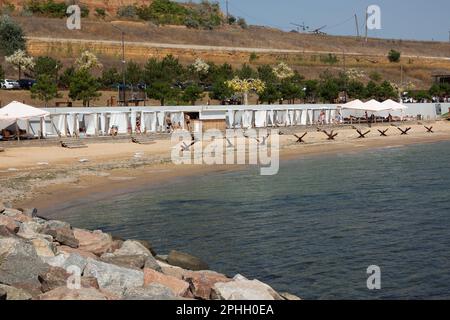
226;2;286;30
322;15;355;31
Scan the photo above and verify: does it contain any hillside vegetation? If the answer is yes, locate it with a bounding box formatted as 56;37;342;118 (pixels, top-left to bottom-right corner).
1;0;450;92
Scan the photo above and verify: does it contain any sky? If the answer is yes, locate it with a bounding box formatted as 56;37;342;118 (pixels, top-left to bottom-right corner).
182;0;450;42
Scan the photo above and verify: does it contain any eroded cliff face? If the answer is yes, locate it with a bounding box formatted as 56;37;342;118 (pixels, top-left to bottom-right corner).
2;0;151;15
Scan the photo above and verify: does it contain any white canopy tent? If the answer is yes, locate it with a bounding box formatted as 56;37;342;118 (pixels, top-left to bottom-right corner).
342;99;365;110
0;101;50;138
382;99;408;111
343;99;391;112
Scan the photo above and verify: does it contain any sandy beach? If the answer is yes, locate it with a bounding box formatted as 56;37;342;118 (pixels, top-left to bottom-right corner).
1;120;449;210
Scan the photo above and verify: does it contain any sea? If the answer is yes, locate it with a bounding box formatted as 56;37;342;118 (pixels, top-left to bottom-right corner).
43;141;450;299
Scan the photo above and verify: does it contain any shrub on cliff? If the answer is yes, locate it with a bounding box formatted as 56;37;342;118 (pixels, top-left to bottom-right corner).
388;49;401;63
0;15;26;56
117;5;137;19
26;0;67;18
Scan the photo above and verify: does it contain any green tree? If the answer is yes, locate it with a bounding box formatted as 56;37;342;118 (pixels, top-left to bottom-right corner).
0;64;4;80
259;83;281;104
388;49;401;63
303;79;319;102
208;63;234;83
143;55;184;85
125;61;143;85
369;71;382;82
34;56;62;80
429;83;450;97
257;65;277;84
237;64;256;79
377;81;398;100
318;75;340;103
365;81;379;99
211;79;233;104
279;81;304;104
146;81;179;106
30;74;60;107
59;67;76;89
101;67;122;88
0;15;26;56
69;70;101;107
347;80;366;99
181;84;204;105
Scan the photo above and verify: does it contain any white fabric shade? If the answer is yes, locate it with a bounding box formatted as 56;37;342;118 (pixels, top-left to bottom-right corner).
343;99;391;112
382;99;408;111
342;99;365;110
0;101;50;130
254;110;267;128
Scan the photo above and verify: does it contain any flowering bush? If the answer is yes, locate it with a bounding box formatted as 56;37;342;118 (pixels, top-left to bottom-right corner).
272;62;294;80
5;49;35;78
75;51;102;71
192;58;209;74
225;77;266;105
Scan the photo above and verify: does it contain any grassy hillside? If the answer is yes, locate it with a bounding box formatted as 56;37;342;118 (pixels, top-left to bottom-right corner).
1;1;450;89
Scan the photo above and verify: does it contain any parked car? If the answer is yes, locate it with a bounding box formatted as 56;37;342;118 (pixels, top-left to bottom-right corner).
18;79;36;90
1;79;20;90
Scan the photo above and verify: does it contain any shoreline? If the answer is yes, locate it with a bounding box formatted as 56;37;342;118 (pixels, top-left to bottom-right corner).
2;122;449;211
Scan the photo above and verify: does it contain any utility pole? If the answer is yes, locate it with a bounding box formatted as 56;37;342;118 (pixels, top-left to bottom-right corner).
354;14;360;38
226;0;229;22
112;25;126;106
365;7;369;42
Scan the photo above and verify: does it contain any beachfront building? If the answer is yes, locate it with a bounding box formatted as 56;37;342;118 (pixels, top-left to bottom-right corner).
1;101;449;140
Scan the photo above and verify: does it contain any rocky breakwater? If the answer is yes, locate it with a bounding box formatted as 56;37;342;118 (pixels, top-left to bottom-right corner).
0;202;300;301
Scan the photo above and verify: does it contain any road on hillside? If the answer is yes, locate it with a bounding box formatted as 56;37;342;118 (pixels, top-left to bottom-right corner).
26;36;450;61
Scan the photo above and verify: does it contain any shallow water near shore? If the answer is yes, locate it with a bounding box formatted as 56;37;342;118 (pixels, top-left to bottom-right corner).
42;141;450;299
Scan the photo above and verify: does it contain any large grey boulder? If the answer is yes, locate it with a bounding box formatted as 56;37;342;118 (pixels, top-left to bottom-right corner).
123;284;176;300
41;252;89;273
37;286;118;300
0;288;6;300
83;258;144;295
102;240;161;271
167;250;209;271
0;225;17;238
113;240;153;257
43;220;71;230
100;254;146;270
212;277;283;300
18;208;38;218
0;238;49;287
42;226;79;248
0;284;33;300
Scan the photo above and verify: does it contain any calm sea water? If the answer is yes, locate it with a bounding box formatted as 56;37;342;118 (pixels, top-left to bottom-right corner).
44;141;450;299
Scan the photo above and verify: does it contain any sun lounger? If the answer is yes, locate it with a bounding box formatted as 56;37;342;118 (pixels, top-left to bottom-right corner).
131;136;156;145
60;140;88;149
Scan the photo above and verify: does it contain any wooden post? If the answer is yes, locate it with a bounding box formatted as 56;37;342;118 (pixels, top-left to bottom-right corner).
16;121;20;141
64;114;68;137
95;113;99;136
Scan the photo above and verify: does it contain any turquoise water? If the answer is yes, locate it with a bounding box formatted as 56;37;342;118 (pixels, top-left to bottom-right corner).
44;141;450;299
